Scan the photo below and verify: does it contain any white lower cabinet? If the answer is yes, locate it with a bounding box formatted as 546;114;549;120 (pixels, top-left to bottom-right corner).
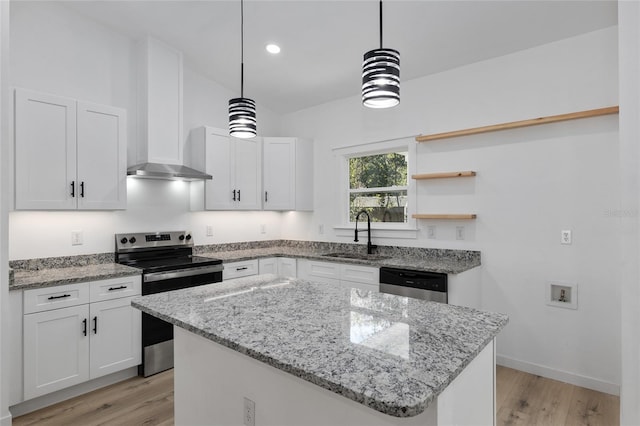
89;297;141;379
298;260;379;291
339;264;379;292
258;257;297;277
23;305;90;399
22;276;141;400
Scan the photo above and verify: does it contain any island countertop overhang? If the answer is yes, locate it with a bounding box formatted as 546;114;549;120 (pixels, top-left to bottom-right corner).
132;274;508;418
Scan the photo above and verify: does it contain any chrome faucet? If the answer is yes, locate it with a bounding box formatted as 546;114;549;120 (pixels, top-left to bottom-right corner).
354;210;377;255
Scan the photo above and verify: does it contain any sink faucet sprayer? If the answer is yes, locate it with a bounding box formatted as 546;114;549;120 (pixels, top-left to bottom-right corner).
354;210;377;255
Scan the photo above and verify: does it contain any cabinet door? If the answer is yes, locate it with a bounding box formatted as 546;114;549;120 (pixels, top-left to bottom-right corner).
258;257;278;275
234;137;262;210
89;297;141;379
77;102;127;210
204;131;235;210
23;305;90;399
263;138;296;211
15;89;77;210
278;257;297;278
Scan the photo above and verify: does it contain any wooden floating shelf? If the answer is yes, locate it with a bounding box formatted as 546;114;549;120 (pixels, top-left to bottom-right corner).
415;106;619;143
412;171;476;180
412;214;477;220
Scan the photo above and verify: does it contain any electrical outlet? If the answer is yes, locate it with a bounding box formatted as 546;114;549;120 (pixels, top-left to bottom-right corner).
206;225;213;237
71;230;83;246
318;224;324;235
456;226;465;240
243;397;255;426
561;230;572;245
427;225;436;239
260;224;266;234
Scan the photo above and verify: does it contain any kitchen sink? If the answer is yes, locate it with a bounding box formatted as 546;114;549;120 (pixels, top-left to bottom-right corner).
321;252;390;261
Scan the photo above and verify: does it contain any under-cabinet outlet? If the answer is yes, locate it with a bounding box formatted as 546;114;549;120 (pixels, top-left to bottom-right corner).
546;281;577;310
243;397;255;426
71;230;83;246
260;224;266;234
456;226;465;240
206;225;213;237
427;225;436;239
318;224;324;235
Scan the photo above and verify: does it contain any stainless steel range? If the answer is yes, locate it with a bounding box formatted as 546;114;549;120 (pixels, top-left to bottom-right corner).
115;231;223;377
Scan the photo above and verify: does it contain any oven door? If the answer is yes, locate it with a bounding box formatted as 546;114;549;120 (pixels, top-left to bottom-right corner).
141;264;223;377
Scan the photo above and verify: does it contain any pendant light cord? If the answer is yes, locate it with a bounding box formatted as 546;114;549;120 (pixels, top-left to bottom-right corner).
379;0;383;49
240;0;245;98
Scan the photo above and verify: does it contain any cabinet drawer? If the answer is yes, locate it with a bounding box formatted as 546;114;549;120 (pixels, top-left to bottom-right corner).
305;261;340;281
89;276;141;303
24;283;90;314
223;260;259;280
339;264;379;285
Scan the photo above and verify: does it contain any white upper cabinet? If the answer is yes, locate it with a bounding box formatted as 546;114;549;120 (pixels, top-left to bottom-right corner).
263;137;313;211
77;102;127;210
15;89;127;210
189;126;262;211
15;89;77;210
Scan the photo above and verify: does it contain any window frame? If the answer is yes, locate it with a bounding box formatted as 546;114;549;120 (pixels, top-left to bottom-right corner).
333;138;417;237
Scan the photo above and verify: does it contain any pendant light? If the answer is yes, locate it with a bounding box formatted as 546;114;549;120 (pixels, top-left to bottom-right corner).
229;0;257;138
362;0;400;108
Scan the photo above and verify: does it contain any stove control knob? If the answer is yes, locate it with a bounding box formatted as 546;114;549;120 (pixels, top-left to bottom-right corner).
120;237;128;245
185;234;192;241
179;234;185;241
129;237;137;244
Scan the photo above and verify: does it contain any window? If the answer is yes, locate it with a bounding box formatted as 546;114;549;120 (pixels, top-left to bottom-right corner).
348;151;408;223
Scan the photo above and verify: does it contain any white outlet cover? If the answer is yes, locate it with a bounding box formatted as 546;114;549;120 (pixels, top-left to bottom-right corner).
456;226;465;240
427;225;436;239
71;230;83;246
561;230;572;245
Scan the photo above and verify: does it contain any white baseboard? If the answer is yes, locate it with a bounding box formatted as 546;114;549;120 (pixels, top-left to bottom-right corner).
9;367;138;418
497;354;620;396
0;413;12;426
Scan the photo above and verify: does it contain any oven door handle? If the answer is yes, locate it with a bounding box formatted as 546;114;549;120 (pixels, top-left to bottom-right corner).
144;264;224;282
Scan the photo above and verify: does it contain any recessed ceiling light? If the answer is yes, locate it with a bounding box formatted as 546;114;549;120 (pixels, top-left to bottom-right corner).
266;44;281;54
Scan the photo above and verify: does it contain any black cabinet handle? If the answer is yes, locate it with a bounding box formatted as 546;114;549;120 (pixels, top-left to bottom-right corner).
108;285;127;291
237;190;241;201
232;189;236;201
82;318;87;336
48;294;71;300
71;181;75;197
265;191;268;202
93;316;97;334
80;181;85;198
236;267;248;271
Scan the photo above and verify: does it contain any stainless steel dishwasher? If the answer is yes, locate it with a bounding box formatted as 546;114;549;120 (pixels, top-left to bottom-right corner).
379;267;448;303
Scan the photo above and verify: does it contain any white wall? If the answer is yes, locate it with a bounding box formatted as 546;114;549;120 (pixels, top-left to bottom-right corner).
281;27;621;394
8;2;283;259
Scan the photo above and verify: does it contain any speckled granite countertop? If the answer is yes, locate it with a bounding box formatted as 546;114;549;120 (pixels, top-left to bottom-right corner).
132;274;507;417
199;246;480;275
10;263;141;291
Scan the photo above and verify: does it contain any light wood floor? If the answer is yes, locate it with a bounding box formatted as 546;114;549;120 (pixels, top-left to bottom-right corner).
13;366;619;425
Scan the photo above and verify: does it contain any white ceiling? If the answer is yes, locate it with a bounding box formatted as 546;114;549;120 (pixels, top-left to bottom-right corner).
60;0;617;114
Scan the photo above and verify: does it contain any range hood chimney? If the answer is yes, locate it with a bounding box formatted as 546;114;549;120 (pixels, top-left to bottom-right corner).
128;37;211;181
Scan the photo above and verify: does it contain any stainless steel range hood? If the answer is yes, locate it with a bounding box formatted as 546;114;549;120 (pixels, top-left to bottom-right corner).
131;37;211;181
127;162;212;180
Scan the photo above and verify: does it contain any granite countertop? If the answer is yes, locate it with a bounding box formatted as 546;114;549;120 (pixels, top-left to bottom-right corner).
200;246;480;274
10;263;141;291
132;274;508;417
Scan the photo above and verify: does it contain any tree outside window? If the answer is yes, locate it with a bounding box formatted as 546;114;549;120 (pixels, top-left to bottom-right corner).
349;151;408;223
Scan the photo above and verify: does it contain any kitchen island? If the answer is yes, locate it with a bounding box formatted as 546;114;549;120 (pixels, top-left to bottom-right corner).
132;274;508;425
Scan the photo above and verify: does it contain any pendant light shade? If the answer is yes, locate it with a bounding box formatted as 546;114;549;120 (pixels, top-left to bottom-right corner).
362;0;400;109
229;97;256;139
229;0;257;138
